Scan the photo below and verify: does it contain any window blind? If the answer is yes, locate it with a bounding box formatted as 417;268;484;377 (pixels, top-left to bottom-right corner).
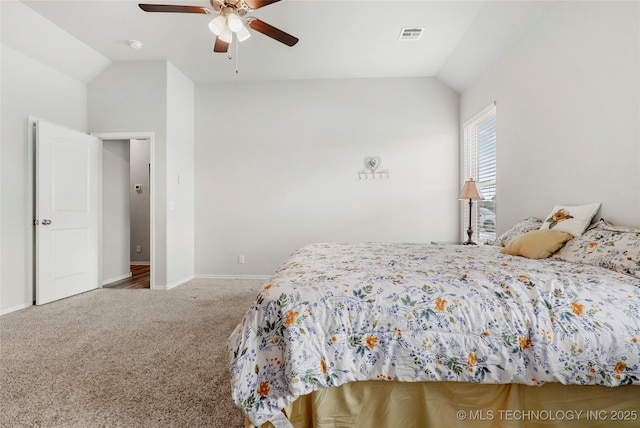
462;103;497;243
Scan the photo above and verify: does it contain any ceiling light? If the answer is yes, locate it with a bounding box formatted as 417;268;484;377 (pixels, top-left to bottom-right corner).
128;40;143;49
236;26;251;42
208;15;227;35
227;11;243;32
219;25;233;43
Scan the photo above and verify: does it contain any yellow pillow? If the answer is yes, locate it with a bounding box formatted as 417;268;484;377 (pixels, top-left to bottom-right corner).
500;230;573;259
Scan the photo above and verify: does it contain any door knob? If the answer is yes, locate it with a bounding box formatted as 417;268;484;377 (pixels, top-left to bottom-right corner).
42;219;52;225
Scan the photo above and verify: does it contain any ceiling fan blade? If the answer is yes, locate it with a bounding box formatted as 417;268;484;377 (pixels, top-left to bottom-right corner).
213;37;230;53
139;4;212;14
246;18;298;47
243;0;281;10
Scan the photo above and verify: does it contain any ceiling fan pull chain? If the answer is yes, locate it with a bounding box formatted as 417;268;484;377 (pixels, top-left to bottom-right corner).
235;33;240;74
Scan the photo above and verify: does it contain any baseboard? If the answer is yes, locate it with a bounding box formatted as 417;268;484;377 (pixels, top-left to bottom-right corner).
1;302;32;316
150;274;270;290
130;261;150;266
102;272;132;286
195;274;271;281
153;274;195;291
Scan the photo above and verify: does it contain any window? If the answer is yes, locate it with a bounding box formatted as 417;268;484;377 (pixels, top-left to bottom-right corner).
462;103;496;243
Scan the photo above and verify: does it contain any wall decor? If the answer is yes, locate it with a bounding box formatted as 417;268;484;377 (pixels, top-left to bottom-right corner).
358;156;389;179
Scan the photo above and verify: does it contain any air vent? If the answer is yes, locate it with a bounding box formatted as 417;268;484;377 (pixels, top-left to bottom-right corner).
399;27;424;41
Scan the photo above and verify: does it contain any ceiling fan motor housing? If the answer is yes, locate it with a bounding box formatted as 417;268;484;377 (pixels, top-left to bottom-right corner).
211;0;247;15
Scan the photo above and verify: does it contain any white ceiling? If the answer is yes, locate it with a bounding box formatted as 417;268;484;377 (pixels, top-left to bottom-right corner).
7;0;553;91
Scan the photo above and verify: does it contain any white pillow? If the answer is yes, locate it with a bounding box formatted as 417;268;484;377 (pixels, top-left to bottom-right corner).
539;203;601;236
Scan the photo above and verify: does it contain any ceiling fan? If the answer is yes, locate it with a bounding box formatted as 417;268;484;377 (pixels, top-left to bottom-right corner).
139;0;298;53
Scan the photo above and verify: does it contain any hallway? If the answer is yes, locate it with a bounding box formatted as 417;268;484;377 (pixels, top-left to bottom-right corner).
104;265;150;289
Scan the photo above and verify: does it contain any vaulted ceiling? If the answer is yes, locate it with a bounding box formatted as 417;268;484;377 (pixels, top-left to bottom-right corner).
4;0;553;92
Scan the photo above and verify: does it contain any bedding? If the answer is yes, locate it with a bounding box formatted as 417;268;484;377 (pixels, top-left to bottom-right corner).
555;219;640;278
228;242;640;427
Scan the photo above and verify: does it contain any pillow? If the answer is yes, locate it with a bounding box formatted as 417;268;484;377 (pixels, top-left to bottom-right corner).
492;218;543;247
555;219;640;278
598;218;640;233
539;203;601;236
501;230;573;259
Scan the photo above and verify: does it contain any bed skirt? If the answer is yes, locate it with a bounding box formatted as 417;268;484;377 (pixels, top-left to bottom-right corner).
249;380;639;428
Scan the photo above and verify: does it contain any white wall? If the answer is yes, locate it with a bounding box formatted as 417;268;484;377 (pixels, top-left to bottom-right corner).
0;45;87;313
130;138;151;263
462;1;640;232
88;61;168;287
194;77;460;276
102;140;131;284
166;62;195;287
89;60;195;289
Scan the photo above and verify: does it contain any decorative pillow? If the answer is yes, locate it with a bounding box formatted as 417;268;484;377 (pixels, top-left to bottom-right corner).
492;218;543;247
555;219;640;278
501;230;573;259
539;203;601;236
598;219;640;233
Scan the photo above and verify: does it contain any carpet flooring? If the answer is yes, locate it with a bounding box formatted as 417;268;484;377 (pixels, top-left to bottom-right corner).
0;278;264;428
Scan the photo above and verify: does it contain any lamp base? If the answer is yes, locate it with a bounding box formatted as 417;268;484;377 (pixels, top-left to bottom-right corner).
464;222;476;246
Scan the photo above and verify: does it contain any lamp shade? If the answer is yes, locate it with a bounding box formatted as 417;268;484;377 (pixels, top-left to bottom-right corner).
227;11;243;32
458;177;483;200
236;26;251;42
219;25;233;43
208;15;227;35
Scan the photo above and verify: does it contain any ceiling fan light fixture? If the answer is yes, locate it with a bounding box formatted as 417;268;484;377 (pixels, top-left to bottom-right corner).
208;14;227;35
219;25;233;43
226;11;243;32
236;26;251;42
139;1;300;53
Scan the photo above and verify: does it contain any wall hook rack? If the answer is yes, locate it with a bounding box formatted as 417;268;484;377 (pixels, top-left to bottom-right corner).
358;156;389;180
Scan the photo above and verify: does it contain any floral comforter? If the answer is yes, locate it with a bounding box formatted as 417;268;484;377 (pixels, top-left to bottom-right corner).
228;243;640;427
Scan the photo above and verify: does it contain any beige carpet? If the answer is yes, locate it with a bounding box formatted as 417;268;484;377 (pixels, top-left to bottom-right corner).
0;278;264;428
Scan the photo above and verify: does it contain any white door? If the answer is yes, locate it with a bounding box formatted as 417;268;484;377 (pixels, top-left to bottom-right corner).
35;119;100;305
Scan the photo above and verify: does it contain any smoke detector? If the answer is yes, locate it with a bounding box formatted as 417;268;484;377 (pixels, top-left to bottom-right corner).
128;40;143;49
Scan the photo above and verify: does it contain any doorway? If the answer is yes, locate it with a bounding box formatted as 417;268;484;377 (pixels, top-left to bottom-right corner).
93;132;156;290
101;138;151;289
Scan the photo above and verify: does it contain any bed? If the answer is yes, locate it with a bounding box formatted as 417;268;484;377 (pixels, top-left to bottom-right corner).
228;217;640;428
